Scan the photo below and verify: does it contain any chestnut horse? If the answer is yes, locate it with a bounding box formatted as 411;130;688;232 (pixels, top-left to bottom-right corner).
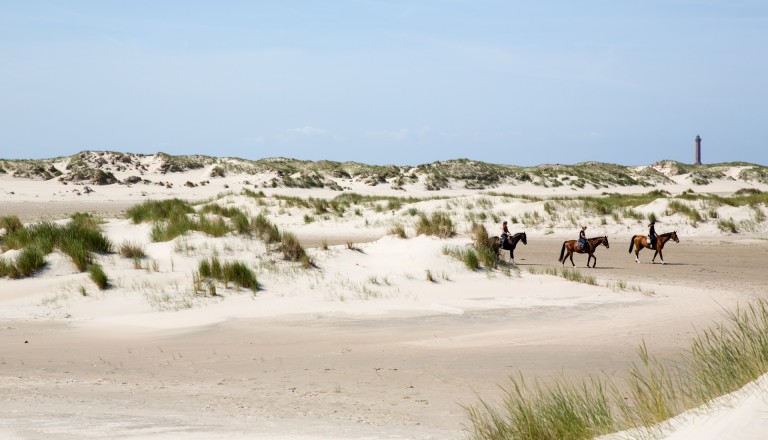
492;232;527;265
559;236;610;268
628;231;679;264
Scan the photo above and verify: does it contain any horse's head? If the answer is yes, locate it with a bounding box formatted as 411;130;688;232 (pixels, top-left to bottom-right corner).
520;232;527;245
671;231;679;243
603;236;610;248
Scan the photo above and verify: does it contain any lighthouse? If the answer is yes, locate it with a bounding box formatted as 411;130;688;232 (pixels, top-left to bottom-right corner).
694;135;702;165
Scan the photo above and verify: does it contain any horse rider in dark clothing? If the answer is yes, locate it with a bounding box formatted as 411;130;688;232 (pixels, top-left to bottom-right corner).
648;221;657;250
501;221;511;248
578;226;588;252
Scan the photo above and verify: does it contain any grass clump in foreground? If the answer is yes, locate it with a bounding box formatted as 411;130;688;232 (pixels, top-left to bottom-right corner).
466;300;768;440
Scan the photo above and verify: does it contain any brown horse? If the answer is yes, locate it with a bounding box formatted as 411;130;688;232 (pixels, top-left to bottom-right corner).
628;231;679;264
559;236;610;268
491;232;527;265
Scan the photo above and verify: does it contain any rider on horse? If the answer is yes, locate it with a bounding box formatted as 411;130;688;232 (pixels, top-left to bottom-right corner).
501;221;511;248
578;226;588;252
648;221;657;250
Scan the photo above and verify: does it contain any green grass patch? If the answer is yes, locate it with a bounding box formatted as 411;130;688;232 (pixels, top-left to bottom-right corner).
415;211;455;238
466;299;768;440
0;218;112;276
88;263;109;290
0;215;23;234
15;246;46;277
197;257;259;292
717;218;738;233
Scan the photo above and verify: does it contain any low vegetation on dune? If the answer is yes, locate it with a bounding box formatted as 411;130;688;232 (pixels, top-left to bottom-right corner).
466;300;768;440
415;210;456;238
0;214;113;278
195;256;259;293
4;150;768;191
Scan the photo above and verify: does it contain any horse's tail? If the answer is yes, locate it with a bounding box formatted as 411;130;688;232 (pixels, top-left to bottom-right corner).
559;242;566;262
628;235;637;253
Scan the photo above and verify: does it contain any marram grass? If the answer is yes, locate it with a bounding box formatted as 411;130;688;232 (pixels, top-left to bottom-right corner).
466;299;768;440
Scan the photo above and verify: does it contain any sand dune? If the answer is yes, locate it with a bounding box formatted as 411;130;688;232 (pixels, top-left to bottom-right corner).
1;156;767;439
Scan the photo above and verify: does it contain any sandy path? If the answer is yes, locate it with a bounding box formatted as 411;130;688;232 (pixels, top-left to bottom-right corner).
2;239;766;439
0;201;137;222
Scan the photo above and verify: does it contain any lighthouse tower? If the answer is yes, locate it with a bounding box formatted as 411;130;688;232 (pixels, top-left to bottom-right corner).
694;135;702;165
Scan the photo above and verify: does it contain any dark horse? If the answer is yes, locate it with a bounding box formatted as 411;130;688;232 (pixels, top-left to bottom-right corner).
491;232;527;265
629;231;679;264
559;236;610;268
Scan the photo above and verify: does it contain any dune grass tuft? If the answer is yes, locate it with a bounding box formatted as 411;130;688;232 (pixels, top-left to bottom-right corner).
14;246;46;277
119;241;146;259
197;257;259;291
466;299;768;440
0;216;112;276
0;215;23;235
415;210;455;238
88;263;109;290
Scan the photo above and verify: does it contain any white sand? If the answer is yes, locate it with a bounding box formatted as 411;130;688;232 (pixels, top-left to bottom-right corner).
1;160;767;439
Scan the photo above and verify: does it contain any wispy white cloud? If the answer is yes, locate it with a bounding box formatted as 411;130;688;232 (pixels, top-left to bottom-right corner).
288;125;329;136
276;125;337;141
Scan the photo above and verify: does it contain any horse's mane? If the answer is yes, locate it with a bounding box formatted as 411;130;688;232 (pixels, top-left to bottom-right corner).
587;236;606;240
659;231;676;237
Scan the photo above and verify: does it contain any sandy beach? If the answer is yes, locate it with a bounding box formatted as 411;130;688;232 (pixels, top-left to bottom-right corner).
2;158;768;439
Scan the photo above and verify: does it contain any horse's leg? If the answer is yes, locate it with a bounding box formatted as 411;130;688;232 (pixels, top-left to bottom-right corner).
658;247;665;265
569;250;575;267
652;249;659;263
590;253;596;268
510;247;515;265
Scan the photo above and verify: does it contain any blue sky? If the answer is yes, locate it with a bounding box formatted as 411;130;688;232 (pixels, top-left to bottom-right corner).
1;1;766;166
